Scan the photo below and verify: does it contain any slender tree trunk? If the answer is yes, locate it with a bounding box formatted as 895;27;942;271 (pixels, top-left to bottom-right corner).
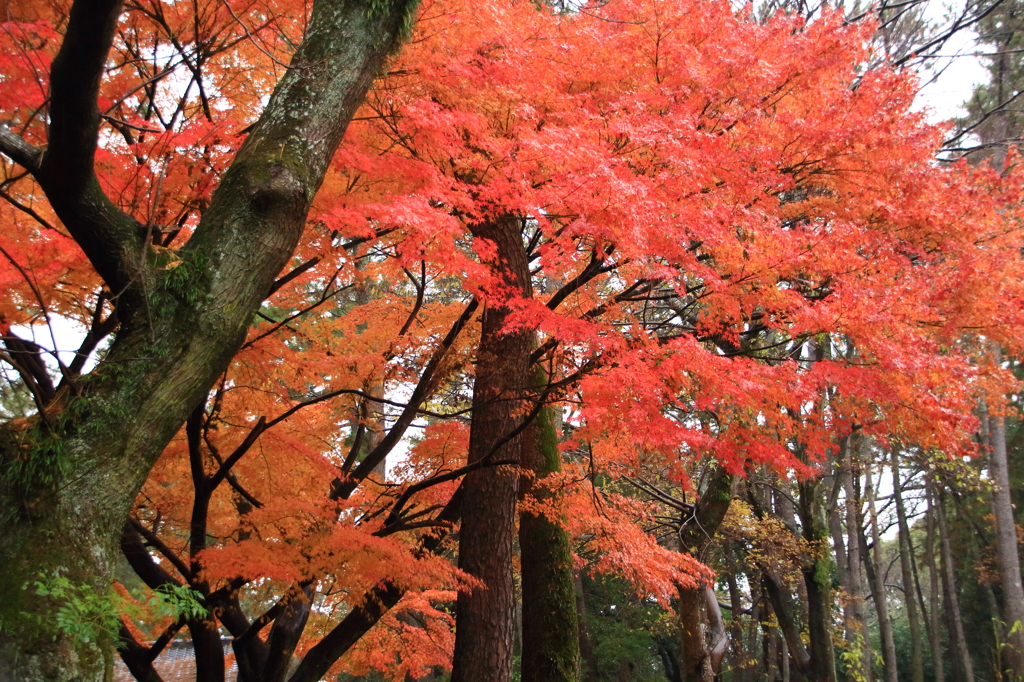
781;635;790;682
844;444;872;681
891;450;924;682
353;263;388;480
519;366;580;682
756;586;778;682
573;571;600;681
704;587;729;680
925;486;946;682
725;546;747;682
762;572;813;679
451;215;532;682
747;585;763;682
986;389;1024;680
863;460;898;682
937;489;975;682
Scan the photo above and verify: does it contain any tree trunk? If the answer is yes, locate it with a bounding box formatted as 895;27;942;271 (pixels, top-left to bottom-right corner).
937;489;975;682
924;485;946;682
891;450;924;682
844;444;872;680
762;572;813;679
574;571;600;681
724;545;747;682
519;366;580;682
796;477;838;682
680;585;710;682
678;466;735;682
451;214;532;682
863;460;898;682
0;0;417;679
986;390;1024;679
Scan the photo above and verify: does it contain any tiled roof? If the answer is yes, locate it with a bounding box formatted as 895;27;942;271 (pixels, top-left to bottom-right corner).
114;640;238;682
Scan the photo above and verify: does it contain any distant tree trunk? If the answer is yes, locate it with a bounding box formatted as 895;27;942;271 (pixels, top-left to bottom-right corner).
937;489;975;682
746;584;764;682
986;389;1024;679
573;571;600;681
755;585;778;682
891;450;924;682
762;571;813;679
844;443;872;681
924;486;946;682
796;477;838;682
724;545;748;682
519;365;580;682
863;459;898;682
451;214;533;682
352;265;388;480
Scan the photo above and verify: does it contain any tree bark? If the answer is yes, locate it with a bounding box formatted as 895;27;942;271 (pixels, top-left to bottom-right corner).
0;0;419;680
937;489;975;682
924;487;946;682
519;366;580;682
986;390;1024;679
761;571;812;678
796;477;838;682
891;450;924;682
843;444;872;680
574;571;600;681
678;466;735;682
451;214;533;682
863;460;898;682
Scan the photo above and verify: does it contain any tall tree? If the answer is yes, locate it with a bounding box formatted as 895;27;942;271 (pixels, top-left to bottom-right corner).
984;367;1024;679
891;449;925;682
519;365;581;682
450;215;533;682
0;0;419;678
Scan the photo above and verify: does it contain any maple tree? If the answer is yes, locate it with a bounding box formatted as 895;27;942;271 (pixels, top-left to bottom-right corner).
2;0;1024;681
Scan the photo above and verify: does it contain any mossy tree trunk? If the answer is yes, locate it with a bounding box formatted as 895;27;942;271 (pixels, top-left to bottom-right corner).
519;365;580;682
796;477;838;682
0;1;418;679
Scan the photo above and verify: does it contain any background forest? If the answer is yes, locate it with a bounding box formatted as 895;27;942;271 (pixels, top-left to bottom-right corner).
1;0;1024;681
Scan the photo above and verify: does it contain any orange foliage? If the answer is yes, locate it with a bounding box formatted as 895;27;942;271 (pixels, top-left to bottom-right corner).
2;0;1023;677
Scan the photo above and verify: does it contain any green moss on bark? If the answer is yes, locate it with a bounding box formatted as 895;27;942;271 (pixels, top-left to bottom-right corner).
519;366;580;682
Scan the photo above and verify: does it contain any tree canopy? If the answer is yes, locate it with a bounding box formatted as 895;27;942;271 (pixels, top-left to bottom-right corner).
1;0;1023;681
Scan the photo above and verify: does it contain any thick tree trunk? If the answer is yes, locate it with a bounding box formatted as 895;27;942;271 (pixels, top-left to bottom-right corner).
678;467;734;682
0;0;418;679
796;478;838;682
519;366;580;682
451;215;532;682
680;586;710;682
891;451;924;682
